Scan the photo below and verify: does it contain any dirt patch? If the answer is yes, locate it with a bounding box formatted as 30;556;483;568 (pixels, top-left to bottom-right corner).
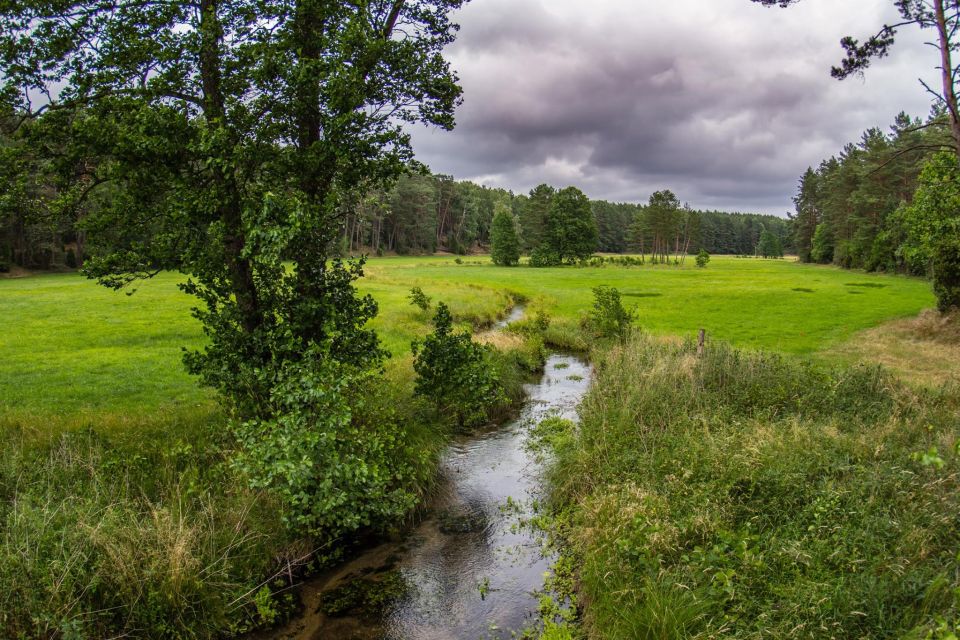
475;331;524;351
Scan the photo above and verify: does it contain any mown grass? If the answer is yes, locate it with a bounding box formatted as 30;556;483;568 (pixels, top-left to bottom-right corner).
540;335;960;639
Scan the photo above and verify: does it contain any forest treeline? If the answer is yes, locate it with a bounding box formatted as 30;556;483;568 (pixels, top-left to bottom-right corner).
1;151;791;272
792;111;951;271
329;174;792;257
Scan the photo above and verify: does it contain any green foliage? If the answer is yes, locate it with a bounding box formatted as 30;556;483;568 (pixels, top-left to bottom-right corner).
898;152;960;311
810;222;834;263
412;302;502;427
408;286;432;312
518;184;555;252
589;286;636;341
543;335;960;639
933;244;960;312
229;350;421;537
696;248;710;268
490;203;521;266
536;186;598;265
530;245;563;267
64;249;77;269
0;418;293;639
788;112;947;273
0;1;468;555
756;228;783;258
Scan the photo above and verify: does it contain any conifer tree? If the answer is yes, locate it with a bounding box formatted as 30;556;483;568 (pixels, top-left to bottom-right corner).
490;203;520;266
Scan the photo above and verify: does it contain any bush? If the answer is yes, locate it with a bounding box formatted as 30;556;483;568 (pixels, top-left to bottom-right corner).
589;286;636;341
696;248;710;268
412;302;502;427
229;350;421;537
933;239;960;312
65;249;77;269
530;246;562;267
408;286;432;312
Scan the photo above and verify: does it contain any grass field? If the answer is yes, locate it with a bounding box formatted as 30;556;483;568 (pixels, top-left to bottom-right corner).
0;254;946;639
1;255;935;418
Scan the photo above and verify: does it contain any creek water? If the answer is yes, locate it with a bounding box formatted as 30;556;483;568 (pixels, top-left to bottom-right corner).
262;312;591;640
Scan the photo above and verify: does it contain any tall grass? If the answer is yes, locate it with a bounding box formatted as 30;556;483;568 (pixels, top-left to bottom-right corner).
545;335;960;639
0;413;294;638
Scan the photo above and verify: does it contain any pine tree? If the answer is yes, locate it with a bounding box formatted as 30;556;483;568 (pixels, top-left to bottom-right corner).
490;203;520;266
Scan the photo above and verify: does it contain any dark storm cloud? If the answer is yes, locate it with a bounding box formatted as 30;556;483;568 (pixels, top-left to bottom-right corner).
410;0;937;214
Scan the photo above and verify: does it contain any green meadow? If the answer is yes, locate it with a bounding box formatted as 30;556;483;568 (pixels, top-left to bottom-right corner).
2;255;934;418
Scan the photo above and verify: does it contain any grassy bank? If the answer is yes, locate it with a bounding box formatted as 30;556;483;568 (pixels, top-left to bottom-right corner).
0;268;532;638
540;335;960;639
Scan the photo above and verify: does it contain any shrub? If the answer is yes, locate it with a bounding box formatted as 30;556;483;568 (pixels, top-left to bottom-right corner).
589;286;636;341
412;302;502;427
696;248;710;268
230;348;422;537
408;286;432;312
65;249;77;269
933;240;960;312
530;246;562;267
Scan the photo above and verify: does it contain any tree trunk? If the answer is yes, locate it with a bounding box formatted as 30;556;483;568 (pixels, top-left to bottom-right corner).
934;0;960;159
199;0;261;334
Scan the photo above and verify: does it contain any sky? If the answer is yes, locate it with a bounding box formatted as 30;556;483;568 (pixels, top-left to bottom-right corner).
409;0;939;215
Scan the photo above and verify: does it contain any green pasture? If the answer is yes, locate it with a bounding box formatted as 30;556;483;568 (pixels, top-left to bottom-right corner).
1;255;934;417
368;255;934;353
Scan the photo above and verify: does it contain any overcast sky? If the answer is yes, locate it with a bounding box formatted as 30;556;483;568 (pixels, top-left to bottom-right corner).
409;0;938;215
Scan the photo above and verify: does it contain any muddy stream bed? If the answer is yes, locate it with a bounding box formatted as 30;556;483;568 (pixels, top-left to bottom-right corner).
261;310;591;640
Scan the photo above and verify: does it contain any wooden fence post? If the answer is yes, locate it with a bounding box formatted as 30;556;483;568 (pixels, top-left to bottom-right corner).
697;328;706;356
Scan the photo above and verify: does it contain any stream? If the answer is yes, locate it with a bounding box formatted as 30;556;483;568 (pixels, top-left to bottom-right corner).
262;310;590;640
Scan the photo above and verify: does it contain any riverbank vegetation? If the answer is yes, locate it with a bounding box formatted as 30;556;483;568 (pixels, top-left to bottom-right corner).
539;332;960;639
0;284;539;638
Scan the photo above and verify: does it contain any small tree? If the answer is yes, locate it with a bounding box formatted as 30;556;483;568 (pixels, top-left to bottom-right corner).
810;223;834;263
590;286;636;342
490;203;520;266
408;286;432;312
757;228;784;258
696;249;711;268
540;186;598;264
412;303;501;426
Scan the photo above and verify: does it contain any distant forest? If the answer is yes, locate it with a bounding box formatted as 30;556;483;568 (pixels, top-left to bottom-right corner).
337;174;791;257
1;165;791;272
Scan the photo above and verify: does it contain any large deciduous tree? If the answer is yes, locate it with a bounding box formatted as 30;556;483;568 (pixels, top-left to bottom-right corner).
542;186;599;264
0;1;468;536
752;0;960;157
0;1;465;415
